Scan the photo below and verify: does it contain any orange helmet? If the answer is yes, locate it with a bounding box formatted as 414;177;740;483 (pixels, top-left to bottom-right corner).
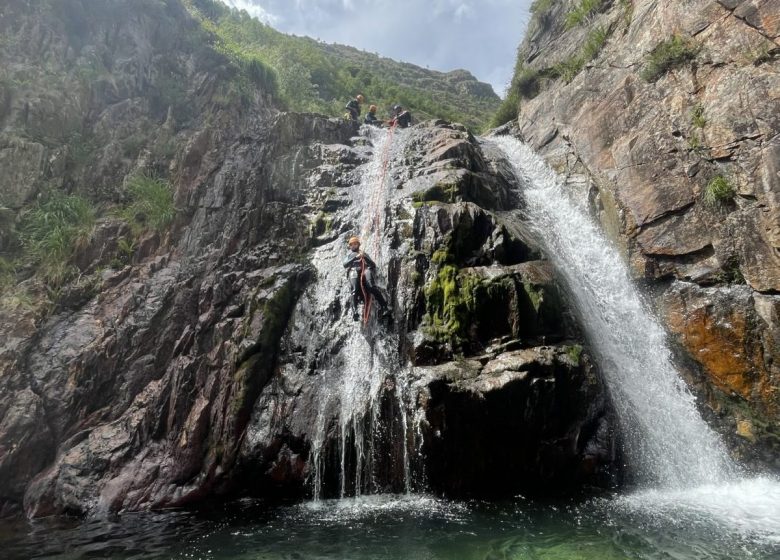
356;94;365;103
348;236;360;246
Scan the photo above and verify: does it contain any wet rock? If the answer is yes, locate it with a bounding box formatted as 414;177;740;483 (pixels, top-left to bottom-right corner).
510;0;780;466
418;345;615;497
660;282;779;469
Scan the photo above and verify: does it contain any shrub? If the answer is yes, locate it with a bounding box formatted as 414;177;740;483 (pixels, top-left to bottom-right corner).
553;57;585;83
491;88;520;128
0;256;15;290
620;0;634;27
691;104;706;128
19;192;96;283
242;57;278;92
565;0;603;29
552;26;608;84
121;174;175;233
703;175;735;206
640;35;699;82
515;67;543;99
582;26;608;60
530;0;554;16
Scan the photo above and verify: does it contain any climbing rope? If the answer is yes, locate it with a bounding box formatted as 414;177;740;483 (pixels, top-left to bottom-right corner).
358;122;397;326
359;253;372;326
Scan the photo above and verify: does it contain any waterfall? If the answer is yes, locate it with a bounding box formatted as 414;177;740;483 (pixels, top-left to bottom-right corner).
306;125;413;499
491;135;736;489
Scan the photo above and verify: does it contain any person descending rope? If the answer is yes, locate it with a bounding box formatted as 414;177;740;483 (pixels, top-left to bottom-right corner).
343;236;390;322
345;94;365;122
364;104;382;127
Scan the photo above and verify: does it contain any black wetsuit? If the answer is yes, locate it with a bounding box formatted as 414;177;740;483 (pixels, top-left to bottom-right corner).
364;112;381;126
343;250;388;315
345;99;361;121
394;110;412;128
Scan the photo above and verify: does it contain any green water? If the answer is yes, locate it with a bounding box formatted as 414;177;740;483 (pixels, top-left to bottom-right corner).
3;486;780;559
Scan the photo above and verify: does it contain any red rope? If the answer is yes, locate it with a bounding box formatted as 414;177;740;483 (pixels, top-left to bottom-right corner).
358;122;397;326
365;123;396;258
359;253;372;326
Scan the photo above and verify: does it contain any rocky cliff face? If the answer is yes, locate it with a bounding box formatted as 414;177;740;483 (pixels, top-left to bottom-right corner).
509;0;779;467
0;1;616;517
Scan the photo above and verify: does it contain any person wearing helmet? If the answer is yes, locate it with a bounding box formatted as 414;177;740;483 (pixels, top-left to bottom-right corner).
390;104;412;128
345;94;365;122
343;236;390;321
364;104;381;126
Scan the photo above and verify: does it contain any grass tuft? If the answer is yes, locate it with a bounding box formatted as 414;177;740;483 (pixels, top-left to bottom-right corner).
565;0;603;29
120;174;175;233
640;35;699;82
19;192;96;284
703;175;735;207
691;104;706;128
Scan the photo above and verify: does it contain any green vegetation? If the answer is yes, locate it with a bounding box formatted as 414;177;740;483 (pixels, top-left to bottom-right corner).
412;180;461;205
620;0;634;27
120;174;175;233
553;26;609;83
115;237;136;265
185;0;499;130
703;175;735;207
719;257;745;285
492;23;609;125
490;89;521;128
691;104;706;128
19;192;96;285
688;133;703;153
424;264;481;343
565;0;604;29
553;57;584;84
640;35;699;82
491;63;543;127
565;343;583;364
0;256;15;290
530;0;554;16
582;26;609;60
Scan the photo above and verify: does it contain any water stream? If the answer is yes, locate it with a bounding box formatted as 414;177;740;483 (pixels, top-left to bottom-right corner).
490;135;735;488
305;125;413;499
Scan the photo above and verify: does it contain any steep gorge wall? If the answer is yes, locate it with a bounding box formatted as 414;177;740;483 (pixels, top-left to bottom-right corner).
508;0;779;467
0;1;616;517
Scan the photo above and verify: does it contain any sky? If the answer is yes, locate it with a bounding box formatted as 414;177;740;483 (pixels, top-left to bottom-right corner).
221;0;534;97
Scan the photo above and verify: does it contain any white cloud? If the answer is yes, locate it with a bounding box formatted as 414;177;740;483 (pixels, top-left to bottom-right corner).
453;4;474;21
223;0;534;98
222;0;277;24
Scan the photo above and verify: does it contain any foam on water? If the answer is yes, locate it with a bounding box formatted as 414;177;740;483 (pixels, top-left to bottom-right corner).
609;477;780;544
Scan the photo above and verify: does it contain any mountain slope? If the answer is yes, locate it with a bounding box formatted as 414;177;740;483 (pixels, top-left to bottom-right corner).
188;0;501;129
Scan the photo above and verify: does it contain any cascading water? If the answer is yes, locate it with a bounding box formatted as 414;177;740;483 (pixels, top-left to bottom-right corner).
491;135;735;488
306;125;413;500
492;135;780;549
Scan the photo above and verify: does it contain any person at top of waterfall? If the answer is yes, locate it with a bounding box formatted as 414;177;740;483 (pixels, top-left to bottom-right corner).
345;94;364;121
390;105;412;128
364;104;382;127
343;236;390;321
